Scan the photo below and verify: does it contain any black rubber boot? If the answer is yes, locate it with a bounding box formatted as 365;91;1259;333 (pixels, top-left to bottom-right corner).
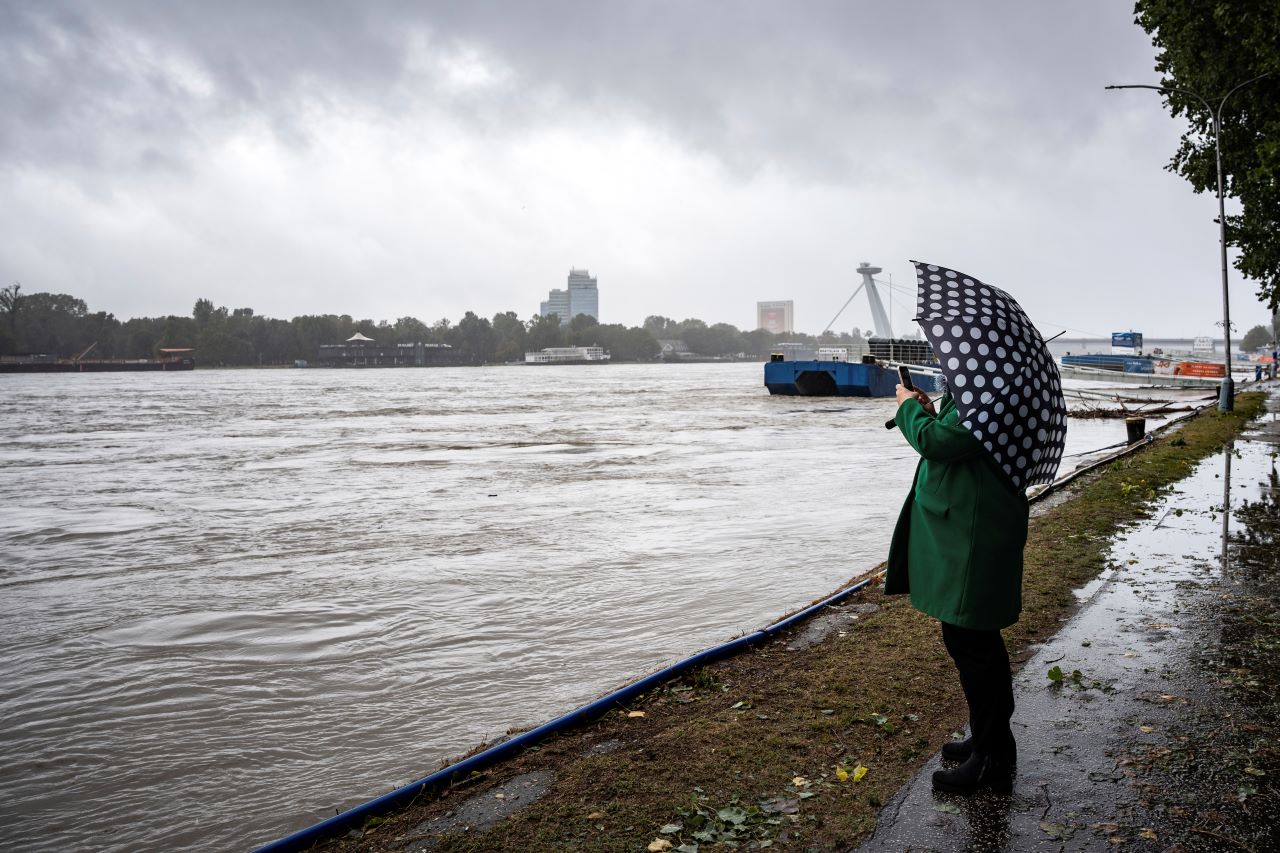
941;736;973;762
931;752;1014;795
943;733;1017;765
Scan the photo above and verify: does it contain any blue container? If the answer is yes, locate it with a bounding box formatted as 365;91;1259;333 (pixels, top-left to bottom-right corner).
764;360;940;397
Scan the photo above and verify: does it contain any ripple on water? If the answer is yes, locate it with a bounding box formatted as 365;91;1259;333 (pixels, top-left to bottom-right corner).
0;365;1139;852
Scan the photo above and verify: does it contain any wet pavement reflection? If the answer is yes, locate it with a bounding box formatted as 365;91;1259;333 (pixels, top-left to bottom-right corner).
855;390;1280;852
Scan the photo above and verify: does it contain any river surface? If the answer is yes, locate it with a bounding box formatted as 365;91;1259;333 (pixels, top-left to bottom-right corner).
0;363;1169;851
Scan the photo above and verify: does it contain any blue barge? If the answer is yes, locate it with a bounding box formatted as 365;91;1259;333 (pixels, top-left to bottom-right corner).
762;262;940;397
764;357;941;396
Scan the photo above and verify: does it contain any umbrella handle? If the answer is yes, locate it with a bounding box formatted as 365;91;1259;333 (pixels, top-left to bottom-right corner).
886;391;943;430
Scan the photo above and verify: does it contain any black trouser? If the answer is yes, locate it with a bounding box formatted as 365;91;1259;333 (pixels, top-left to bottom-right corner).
940;621;1015;760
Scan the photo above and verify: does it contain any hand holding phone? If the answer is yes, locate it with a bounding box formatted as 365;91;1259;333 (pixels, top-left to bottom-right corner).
885;366;915;429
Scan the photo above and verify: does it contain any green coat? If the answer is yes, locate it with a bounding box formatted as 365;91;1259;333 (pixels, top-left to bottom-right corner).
885;395;1029;630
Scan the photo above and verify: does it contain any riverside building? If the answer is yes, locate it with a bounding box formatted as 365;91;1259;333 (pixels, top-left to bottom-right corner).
540;268;600;325
757;300;794;334
316;333;459;367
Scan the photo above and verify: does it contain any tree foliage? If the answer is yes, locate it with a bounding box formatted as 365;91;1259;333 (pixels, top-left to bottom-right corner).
1241;323;1275;351
1134;0;1280;308
0;290;862;365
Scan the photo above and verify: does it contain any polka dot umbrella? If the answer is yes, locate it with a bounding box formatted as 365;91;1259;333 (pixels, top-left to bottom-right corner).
912;260;1067;491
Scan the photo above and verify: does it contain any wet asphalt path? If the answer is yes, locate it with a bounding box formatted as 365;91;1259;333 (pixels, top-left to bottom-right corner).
854;388;1280;853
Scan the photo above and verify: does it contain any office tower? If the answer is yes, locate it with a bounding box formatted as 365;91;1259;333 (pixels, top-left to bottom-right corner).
567;269;599;322
540;289;571;321
540;269;600;325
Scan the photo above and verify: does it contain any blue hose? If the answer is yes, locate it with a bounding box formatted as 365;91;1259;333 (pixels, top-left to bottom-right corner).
251;574;878;852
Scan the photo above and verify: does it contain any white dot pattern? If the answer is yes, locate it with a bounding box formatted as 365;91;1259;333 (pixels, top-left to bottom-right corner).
911;260;1067;491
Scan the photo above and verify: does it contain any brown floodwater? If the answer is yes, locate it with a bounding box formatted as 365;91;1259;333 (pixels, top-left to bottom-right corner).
0;363;1149;851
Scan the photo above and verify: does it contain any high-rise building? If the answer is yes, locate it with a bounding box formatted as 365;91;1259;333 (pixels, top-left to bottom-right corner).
540;269;599;325
540;289;571;321
566;269;599;322
757;300;794;334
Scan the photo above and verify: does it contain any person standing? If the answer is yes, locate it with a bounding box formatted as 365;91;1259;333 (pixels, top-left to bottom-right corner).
885;382;1029;794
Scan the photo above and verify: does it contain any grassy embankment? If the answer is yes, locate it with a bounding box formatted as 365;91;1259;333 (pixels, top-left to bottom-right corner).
335;393;1265;853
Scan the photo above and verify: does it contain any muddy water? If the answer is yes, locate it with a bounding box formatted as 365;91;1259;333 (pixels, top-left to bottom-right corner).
0;364;1142;851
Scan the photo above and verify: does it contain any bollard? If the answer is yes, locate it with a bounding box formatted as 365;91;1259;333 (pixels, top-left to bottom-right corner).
1125;416;1146;444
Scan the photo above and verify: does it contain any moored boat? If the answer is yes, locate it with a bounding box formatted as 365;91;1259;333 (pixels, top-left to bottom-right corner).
0;347;195;373
1060;331;1226;384
764;353;940;396
763;261;940;397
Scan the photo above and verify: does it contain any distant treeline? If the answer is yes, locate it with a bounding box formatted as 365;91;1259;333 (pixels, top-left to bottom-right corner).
0;285;867;366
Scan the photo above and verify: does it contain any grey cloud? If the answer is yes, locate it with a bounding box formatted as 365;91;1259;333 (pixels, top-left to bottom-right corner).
1;1;413;175
1;1;1160;184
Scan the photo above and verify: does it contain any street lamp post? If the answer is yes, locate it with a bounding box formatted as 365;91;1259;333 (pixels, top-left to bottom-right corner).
1106;73;1271;411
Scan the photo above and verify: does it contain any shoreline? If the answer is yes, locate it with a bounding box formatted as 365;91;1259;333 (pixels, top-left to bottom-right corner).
275;392;1271;852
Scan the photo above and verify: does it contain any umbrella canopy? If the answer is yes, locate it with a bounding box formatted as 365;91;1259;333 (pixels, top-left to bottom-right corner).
912;261;1067;491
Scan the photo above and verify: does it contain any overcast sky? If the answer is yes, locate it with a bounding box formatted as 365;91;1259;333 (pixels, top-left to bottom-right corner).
1;1;1273;339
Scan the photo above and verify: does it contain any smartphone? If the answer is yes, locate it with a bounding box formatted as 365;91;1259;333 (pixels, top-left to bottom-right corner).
885;365;917;430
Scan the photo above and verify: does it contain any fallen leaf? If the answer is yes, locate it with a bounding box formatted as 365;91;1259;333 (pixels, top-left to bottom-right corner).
586;812;604;820
647;839;673;852
760;797;800;814
1138;828;1157;840
494;792;505;800
717;805;748;825
1245;767;1266;776
835;767;849;782
1039;821;1074;841
658;822;683;834
628;711;646;718
1139;726;1154;733
852;764;869;782
791;776;811;787
935;802;961;814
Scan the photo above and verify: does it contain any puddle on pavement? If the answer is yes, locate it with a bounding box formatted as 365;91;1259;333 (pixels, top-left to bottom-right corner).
857;398;1280;853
